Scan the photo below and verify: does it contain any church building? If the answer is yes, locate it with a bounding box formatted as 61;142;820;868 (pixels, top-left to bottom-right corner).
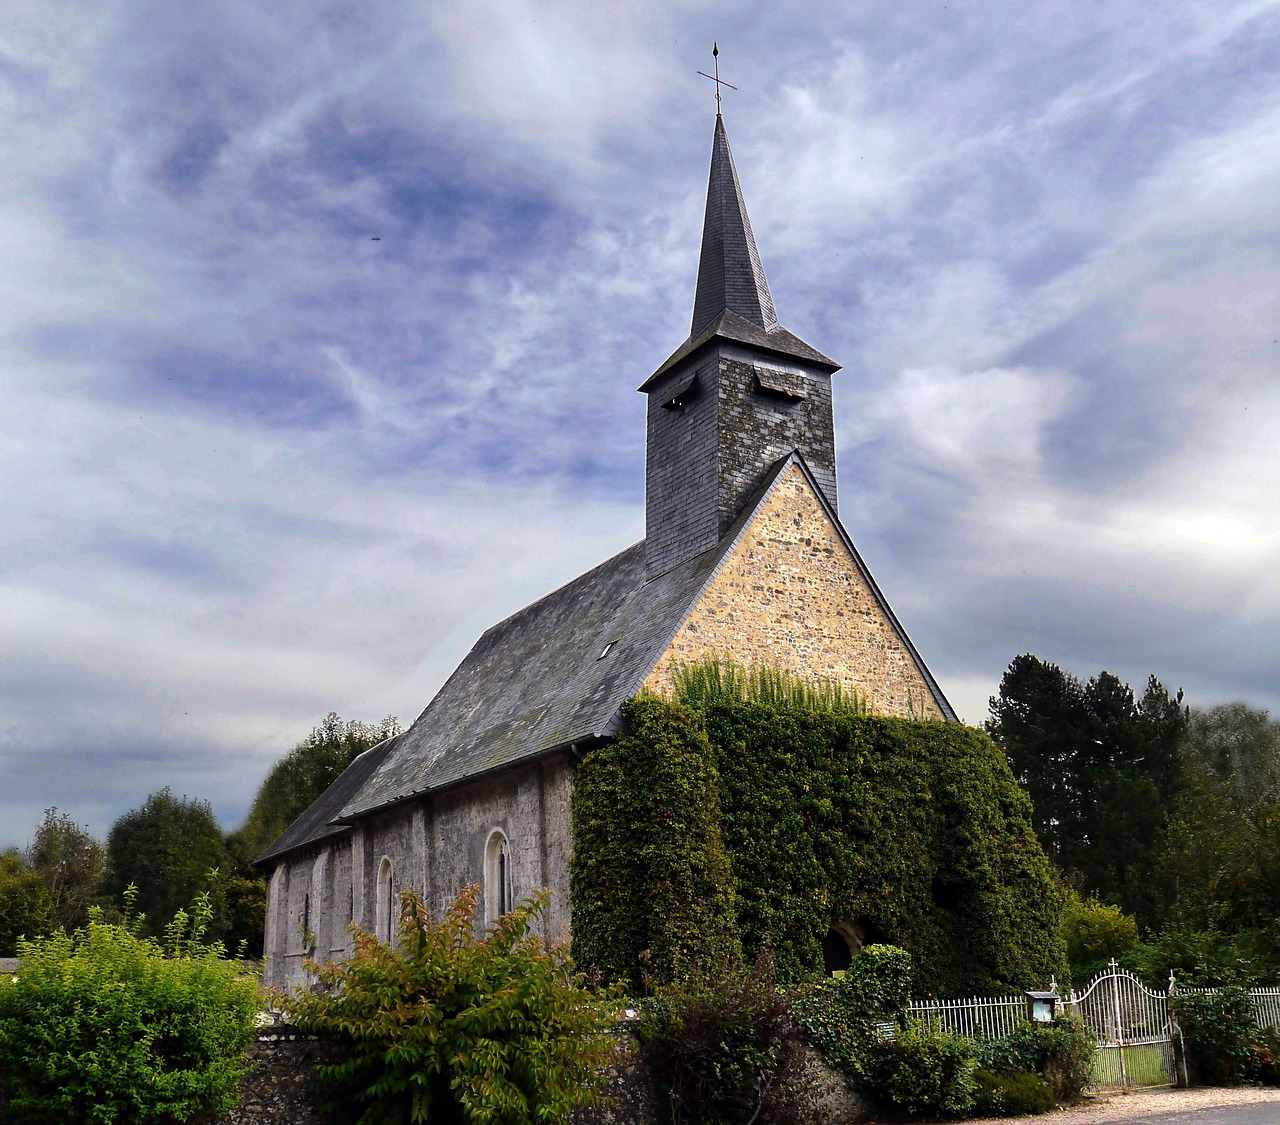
260;111;956;991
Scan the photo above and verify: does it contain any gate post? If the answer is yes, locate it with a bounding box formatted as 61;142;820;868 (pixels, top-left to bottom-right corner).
1168;971;1189;1088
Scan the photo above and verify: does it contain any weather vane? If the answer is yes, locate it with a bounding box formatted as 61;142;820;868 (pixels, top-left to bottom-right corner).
697;42;737;115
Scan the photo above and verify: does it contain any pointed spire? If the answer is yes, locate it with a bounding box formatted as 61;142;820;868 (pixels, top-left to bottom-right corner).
690;115;778;338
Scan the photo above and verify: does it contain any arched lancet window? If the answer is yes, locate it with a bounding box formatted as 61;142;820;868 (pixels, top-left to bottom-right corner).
375;856;395;944
484;830;512;923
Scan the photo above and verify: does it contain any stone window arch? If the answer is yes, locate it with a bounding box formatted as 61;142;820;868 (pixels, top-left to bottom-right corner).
375;856;395;944
484;830;512;923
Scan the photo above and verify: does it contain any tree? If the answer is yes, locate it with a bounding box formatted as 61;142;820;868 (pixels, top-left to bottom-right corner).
238;712;401;860
0;851;49;955
987;655;1187;926
1155;703;1280;942
25;808;104;933
103;789;231;939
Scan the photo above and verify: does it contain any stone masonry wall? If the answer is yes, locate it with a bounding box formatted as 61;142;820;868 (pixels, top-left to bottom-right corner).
644;461;945;719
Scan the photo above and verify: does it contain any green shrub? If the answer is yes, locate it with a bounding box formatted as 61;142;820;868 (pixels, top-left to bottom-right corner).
1061;895;1138;982
973;1068;1056;1116
0;889;259;1124
1172;986;1255;1086
1247;1026;1280;1086
281;884;618;1125
859;1018;977;1120
636;949;809;1125
571;697;739;991
975;1015;1094;1103
793;944;913;1083
1130;926;1258;988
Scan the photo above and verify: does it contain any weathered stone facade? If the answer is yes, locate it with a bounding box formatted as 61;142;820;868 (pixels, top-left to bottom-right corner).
645;462;945;720
264;757;574;992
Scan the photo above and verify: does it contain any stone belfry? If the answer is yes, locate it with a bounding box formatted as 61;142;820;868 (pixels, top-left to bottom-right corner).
640;113;842;577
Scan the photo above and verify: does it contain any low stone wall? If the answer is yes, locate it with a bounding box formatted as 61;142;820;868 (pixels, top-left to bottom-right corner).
212;1022;657;1125
3;1019;855;1124
212;1025;342;1124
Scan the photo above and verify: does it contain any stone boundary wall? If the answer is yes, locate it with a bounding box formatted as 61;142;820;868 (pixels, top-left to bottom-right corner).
210;1022;656;1125
1;1018;852;1124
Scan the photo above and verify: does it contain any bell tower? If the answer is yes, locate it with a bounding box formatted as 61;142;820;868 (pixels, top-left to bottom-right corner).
640;114;842;577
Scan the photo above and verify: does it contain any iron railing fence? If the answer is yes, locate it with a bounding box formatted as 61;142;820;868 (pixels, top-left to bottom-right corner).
906;994;1025;1040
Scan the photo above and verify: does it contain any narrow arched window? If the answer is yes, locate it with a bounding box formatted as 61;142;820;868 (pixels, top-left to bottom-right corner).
484;830;512;923
375;856;395;944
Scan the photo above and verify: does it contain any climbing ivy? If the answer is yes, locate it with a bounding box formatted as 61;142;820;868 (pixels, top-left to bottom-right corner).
571;698;1067;995
569;697;738;991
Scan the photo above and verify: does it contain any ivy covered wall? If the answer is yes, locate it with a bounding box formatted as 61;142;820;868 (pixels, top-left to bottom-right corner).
571;698;1067;995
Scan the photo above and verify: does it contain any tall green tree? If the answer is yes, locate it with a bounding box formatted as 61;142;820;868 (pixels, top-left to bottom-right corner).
987;655;1186;926
25;808;104;933
0;851;49;955
1156;703;1280;939
239;712;401;859
103;788;231;938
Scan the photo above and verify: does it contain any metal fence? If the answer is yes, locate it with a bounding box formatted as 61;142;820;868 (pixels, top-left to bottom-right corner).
907;966;1280;1091
906;994;1025;1040
1250;986;1280;1031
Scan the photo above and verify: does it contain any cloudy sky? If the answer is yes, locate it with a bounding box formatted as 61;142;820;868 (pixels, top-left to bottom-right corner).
2;0;1278;849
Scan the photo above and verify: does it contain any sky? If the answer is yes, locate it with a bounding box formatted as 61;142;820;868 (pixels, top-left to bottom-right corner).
2;0;1279;849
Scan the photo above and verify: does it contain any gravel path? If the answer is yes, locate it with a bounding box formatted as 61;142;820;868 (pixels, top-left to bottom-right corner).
968;1085;1280;1124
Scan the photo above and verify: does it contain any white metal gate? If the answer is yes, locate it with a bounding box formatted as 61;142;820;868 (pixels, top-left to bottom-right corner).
1068;961;1175;1088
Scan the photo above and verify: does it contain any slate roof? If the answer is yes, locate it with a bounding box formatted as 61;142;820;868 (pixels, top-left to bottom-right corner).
258;454;957;864
256;735;401;865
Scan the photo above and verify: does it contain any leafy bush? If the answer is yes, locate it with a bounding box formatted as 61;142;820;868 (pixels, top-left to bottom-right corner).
281;884;617;1125
1172;986;1255;1085
973;1068;1056;1116
1248;1026;1280;1086
975;1015;1094;1104
1061;895;1137;982
793;944;913;1083
859;1019;977;1120
636;949;809;1125
0;849;50;955
1130;925;1258;988
0;889;259;1124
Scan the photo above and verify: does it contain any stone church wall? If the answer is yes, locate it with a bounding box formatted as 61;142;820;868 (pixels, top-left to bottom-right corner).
427;756;573;943
645;461;945;719
264;755;575;991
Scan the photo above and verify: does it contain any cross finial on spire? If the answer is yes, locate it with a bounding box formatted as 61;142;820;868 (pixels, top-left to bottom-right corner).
697;41;737;116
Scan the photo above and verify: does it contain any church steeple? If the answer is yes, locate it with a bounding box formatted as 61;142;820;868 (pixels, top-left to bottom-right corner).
640;113;842;578
690;115;778;338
